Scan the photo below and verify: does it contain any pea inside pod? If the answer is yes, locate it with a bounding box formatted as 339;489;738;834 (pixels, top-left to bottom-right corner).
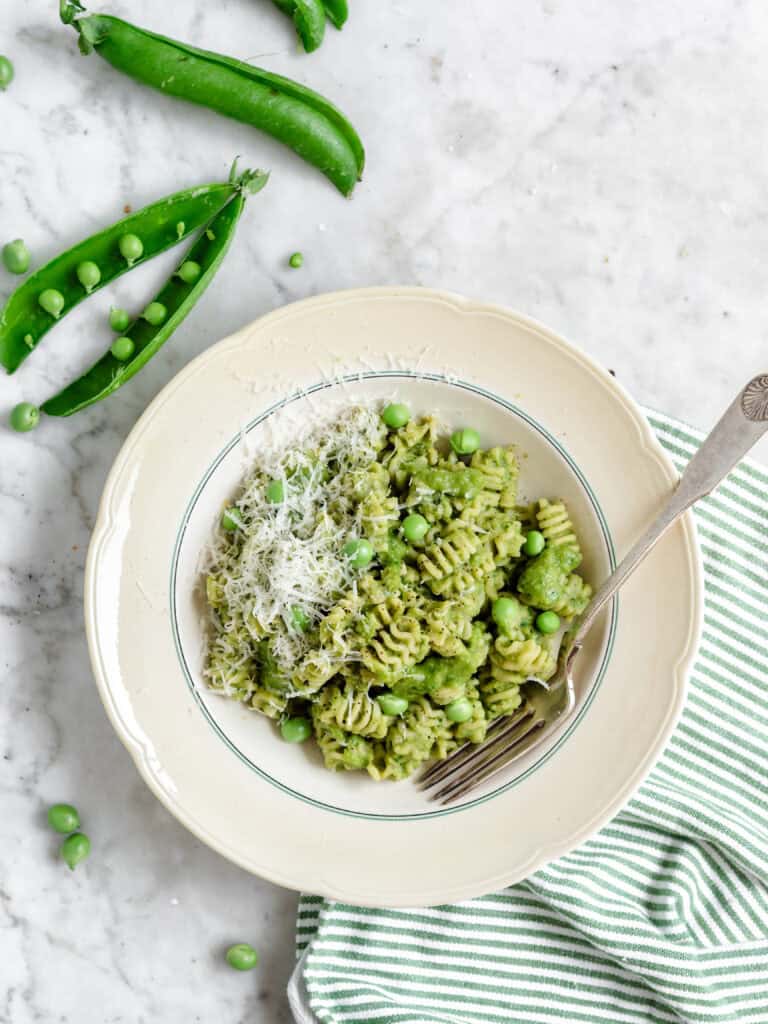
76;260;101;293
110;336;135;361
0;174;249;374
176;260;201;284
41;168;268;417
118;234;143;267
142;301;167;327
109;306;130;332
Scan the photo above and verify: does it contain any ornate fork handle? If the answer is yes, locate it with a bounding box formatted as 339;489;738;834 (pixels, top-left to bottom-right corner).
567;373;768;668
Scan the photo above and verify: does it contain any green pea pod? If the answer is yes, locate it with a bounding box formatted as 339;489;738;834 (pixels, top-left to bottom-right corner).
61;2;364;196
272;0;326;52
323;0;348;29
0;178;241;374
41;169;268;417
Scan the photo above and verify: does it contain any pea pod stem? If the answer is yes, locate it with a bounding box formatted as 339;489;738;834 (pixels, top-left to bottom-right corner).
0;173;247;374
41;169;268;417
61;4;364;195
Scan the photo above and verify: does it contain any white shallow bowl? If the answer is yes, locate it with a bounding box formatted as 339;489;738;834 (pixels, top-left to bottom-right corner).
86;287;702;907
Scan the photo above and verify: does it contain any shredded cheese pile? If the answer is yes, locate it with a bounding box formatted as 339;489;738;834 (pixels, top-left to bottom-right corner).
206;406;386;673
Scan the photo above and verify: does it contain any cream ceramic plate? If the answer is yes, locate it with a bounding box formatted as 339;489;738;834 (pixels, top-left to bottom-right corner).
85;287;702;907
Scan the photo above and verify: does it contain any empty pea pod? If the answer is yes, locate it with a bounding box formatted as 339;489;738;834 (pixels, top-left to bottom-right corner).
0;174;247;373
61;1;364;195
41;168;268;417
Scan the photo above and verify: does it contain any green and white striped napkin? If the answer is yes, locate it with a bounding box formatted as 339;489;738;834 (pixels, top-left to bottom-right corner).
288;412;768;1024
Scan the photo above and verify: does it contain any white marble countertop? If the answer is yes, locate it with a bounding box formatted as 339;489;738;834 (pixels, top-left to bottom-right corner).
2;1;766;1021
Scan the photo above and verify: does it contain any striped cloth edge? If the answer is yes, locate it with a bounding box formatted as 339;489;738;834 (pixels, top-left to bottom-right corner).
290;411;768;1024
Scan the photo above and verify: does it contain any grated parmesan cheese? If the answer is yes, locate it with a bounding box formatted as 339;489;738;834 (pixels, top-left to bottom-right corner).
205;406;388;676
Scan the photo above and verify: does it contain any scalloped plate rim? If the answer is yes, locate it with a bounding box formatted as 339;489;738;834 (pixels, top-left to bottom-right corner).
84;286;703;906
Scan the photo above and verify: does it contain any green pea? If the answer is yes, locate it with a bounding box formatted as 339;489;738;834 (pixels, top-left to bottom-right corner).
523;530;546;557
445;697;473;723
402;513;429;544
176;221;186;239
492;597;518;631
38;288;65;319
109;307;131;333
280;717;311;743
60;832;91;870
342;736;372;770
221;506;242;531
376;693;409;716
118;233;144;266
536;611;561;634
76;260;101;293
343;538;374;569
266;479;284;504
381;403;409;429
450;427;480;455
9;402;40;432
47;803;80;834
2;238;30;275
142;301;167;327
177;260;202;284
110;336;135;361
225;943;259;971
0;56;14;91
291;605;310;631
23;334;34;350
288;252;304;269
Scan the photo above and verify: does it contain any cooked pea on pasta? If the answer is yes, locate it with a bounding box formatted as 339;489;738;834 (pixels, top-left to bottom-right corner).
203;404;592;781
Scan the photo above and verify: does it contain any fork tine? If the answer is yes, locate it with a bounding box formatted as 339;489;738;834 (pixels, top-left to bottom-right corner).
418;714;522;786
417;706;532;789
430;716;544;804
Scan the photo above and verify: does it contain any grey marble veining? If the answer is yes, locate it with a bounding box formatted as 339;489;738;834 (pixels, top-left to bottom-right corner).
1;1;767;1021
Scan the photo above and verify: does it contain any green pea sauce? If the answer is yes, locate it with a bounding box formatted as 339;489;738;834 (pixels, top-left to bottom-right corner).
257;640;291;693
393;624;490;700
516;545;581;609
381;531;408;566
410;467;486;499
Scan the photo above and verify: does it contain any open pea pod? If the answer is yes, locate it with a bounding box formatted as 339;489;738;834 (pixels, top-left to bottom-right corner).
0;177;241;374
41;169;268;417
61;1;364;195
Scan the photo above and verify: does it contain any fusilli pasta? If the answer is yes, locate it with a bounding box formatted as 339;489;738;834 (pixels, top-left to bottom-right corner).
203;405;592;781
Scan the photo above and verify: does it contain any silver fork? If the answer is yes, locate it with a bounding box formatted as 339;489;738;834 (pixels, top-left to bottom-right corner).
419;372;768;804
